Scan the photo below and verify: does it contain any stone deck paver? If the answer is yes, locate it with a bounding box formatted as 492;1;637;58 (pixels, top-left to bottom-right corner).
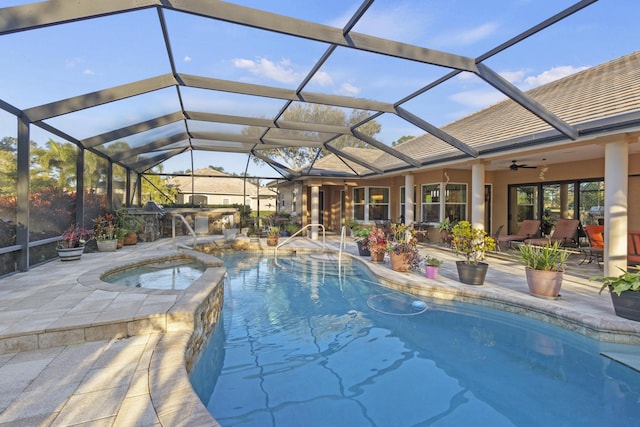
0;235;639;426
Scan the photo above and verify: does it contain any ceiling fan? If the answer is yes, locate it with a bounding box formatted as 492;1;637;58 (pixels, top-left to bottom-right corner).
510;160;537;171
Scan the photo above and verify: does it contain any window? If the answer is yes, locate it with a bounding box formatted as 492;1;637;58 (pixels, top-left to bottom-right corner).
579;181;605;225
421;183;467;223
353;188;365;220
421;184;440;222
444;183;467;222
353;187;389;221
222;198;230;205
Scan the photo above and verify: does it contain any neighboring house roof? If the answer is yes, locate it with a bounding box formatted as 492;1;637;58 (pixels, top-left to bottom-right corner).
170;168;274;198
304;50;640;175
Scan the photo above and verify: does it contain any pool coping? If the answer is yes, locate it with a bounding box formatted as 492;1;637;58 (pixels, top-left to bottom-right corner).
3;236;640;426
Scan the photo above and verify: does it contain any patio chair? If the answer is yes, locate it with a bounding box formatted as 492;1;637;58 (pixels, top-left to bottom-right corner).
581;225;604;267
628;230;640;266
496;219;540;249
493;224;504;252
525;219;580;247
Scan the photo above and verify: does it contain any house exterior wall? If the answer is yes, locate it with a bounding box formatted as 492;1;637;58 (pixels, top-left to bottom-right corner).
295;150;640;236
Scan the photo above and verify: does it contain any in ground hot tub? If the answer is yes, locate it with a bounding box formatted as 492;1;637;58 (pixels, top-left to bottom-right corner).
103;259;205;290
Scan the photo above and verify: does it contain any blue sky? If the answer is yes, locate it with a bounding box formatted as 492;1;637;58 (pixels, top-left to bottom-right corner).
0;0;638;177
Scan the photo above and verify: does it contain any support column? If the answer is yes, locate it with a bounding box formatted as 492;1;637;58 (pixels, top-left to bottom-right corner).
604;140;629;276
404;174;414;225
471;162;485;231
16;117;30;271
76;146;85;225
311;185;319;240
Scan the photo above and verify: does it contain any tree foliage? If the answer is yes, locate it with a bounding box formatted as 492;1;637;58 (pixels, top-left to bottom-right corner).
392;135;415;147
246;104;381;170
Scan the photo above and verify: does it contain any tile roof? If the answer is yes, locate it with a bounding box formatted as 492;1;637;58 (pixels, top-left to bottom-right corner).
348;50;640;172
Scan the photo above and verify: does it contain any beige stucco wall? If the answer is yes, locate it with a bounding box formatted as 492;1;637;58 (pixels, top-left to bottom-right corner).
296;151;640;236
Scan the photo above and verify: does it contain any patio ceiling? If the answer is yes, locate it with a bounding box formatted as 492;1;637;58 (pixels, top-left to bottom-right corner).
0;0;629;180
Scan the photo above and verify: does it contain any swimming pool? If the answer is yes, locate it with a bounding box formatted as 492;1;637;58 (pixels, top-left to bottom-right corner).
190;253;640;426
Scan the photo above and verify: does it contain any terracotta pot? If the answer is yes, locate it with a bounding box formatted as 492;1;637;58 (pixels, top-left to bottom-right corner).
117;239;124;249
456;261;488;285
266;236;279;247
425;265;439;279
371;251;385;262
123;231;137;245
56;245;85;261
525;268;563;298
390;251;410;271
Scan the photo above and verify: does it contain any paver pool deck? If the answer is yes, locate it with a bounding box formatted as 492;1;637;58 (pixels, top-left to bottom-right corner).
1;235;639;426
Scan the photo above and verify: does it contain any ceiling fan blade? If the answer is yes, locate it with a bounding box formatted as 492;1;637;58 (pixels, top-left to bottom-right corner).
520;165;537;169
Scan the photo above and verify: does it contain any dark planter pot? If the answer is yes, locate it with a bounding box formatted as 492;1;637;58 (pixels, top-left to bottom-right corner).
609;288;640;321
456;261;488;286
266;237;279;247
357;240;371;257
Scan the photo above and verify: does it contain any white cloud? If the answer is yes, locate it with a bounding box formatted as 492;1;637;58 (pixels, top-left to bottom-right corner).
232;57;302;84
65;57;85;69
450;89;507;109
499;70;527;84
523;65;589;88
310;71;333;87
183;55;192;62
338;82;360;96
437;22;498;47
327;2;431;43
83;69;95;76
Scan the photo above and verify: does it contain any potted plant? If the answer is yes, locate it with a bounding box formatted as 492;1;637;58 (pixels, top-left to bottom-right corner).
367;225;388;262
451;220;495;285
541;214;555;236
592;267;640;321
424;254;443;279
116;209;143;246
352;223;372;256
223;222;237;239
437;218;454;245
93;213;119;252
518;242;569;298
266;227;280;246
57;224;93;261
386;223;421;272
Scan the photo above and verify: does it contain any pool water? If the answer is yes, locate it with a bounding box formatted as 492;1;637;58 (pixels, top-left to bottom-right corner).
190;253;640;427
103;260;204;290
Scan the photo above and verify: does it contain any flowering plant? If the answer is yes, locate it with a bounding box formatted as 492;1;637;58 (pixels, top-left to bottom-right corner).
367;225;388;255
267;227;281;239
58;224;93;248
451;221;496;264
386;223;422;271
93;213;118;240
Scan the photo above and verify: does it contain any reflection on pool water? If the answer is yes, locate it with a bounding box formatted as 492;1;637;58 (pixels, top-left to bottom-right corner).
103;260;204;290
190;253;640;427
